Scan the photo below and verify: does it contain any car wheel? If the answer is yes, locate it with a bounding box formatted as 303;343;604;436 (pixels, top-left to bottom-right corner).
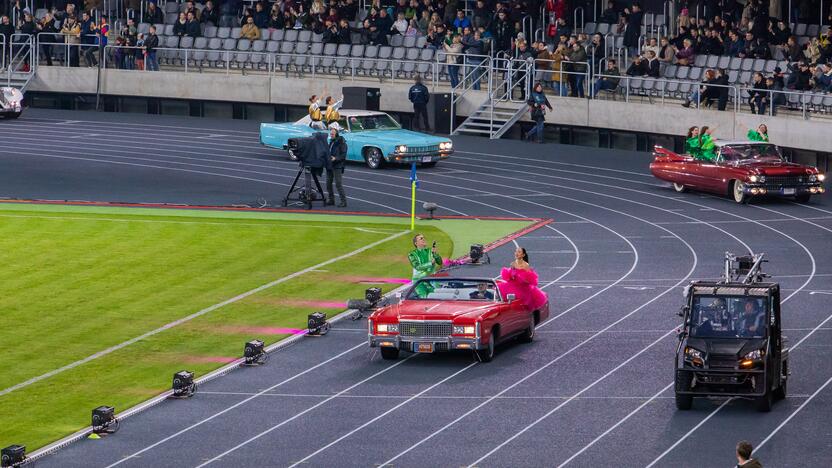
795;194;811;204
364;147;384;170
6;112;21;119
756;390;773;412
477;330;496;362
732;180;748;204
774;360;788;401
519;316;535;343
674;370;693;410
380;347;399;360
673;182;687;193
287;147;299;161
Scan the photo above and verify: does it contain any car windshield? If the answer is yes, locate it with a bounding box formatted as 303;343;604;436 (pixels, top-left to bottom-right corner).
719;144;783;164
689;295;768;339
346;114;401;132
406;279;501;301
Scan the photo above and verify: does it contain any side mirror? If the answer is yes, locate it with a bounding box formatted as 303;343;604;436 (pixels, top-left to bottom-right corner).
507;294;516;302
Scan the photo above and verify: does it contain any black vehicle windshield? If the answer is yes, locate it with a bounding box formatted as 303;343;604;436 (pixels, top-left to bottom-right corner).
719;144;783;164
407;279;500;301
346;114;401;132
689;295;768;339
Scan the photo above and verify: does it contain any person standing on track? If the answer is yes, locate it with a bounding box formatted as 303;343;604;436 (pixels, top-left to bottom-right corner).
325;123;348;207
408;76;431;132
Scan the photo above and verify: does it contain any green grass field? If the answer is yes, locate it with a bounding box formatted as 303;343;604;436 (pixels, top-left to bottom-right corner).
0;203;532;450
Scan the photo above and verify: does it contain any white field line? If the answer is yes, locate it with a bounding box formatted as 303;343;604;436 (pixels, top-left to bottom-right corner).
0;230;408;397
753;374;832;454
644;398;735;468
0;213;402;232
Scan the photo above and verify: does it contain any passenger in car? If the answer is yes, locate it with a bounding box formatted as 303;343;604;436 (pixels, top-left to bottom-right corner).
746;124;769;142
684;126;700;157
497;247;547;310
698;126;716;161
469;282;495;300
408;234;443;297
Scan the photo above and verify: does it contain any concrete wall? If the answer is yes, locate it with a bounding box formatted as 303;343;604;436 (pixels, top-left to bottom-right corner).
29;67;831;152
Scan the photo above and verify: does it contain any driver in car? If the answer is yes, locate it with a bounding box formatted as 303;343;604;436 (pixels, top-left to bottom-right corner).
738;300;764;336
469;282;494;300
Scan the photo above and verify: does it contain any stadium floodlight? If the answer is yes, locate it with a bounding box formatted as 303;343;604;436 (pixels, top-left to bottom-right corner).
469;244;489;264
243;339;266;366
422;202;438;220
1;445;26;467
91;406;119;435
307;312;330;335
171;370;197;398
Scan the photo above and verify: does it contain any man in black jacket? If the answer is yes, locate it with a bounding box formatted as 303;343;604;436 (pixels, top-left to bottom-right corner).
144;26;160;71
408;76;431;132
326;123;348;207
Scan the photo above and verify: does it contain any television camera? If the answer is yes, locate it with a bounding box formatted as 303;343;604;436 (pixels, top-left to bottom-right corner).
281;134;329;209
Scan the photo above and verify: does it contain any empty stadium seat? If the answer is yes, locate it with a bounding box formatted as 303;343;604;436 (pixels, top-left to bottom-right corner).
705;55;718;68
298;30;312;42
231;27;242;39
284;29;299;42
390;35;404;47
403;36;417;48
694;55;707;67
203;25;217;38
740;58;753;71
270;29;284;41
416;36;427;48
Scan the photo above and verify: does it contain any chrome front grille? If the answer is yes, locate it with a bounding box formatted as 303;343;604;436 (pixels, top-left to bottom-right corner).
763;176;806;189
399;321;452;338
404;145;440;155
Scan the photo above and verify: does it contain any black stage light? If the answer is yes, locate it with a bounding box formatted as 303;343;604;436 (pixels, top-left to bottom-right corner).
307;312;330;335
422;202;438;220
365;287;382;307
243;339;266;365
1;445;25;467
92;406;120;434
172;370;197;398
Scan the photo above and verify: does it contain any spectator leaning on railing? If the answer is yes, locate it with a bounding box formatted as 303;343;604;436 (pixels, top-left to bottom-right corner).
144;24;159;71
61;14;80;67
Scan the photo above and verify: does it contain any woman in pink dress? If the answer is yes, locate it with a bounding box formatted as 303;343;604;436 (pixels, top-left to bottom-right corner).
497;247;548;310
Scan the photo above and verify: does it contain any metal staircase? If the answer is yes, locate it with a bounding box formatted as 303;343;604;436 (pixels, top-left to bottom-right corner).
2;34;36;93
452;57;530;139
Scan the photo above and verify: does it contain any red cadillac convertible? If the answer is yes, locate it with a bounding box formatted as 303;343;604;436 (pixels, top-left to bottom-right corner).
368;277;549;362
650;141;826;204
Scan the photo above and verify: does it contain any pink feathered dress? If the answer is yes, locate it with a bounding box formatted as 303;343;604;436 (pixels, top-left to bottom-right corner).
497;267;548;310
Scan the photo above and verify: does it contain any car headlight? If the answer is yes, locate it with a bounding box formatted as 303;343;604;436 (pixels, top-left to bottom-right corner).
743;349;764;360
452;325;476;335
818;173;826;182
749;175;759;183
440;141;453;150
377;323;398;333
809;174;817;182
684;347;703;361
396;145;407;153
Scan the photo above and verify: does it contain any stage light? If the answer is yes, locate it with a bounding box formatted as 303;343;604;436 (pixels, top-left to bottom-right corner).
92;406;120;434
1;445;25;467
365;287;382;307
307;312;330;335
243;339;266;365
172;370;197;398
422;202;438;220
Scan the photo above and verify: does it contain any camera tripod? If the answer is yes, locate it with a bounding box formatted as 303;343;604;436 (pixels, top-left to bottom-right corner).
282;164;325;210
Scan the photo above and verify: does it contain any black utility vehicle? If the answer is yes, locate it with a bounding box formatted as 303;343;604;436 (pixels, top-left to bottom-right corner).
675;253;788;412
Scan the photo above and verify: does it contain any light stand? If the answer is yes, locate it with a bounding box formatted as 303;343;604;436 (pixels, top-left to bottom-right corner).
422;202;438;220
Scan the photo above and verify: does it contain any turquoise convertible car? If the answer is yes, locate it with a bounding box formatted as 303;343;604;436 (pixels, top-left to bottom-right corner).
260;110;453;169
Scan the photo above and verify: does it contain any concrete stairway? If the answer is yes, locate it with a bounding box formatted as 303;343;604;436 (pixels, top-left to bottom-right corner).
452;98;527;139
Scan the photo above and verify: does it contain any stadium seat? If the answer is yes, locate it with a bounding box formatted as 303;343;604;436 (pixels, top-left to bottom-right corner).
164;2;179;13
764;60;776;73
728;57;741;69
674;66;689;79
717;56;730;68
705;55;718;68
403;36;416;48
217;27;231;39
688;67;703;81
138;22;150;35
694;55;707;67
806;24;819;37
206;38;222;66
596;23;610;35
309;42;324;56
219;15;235;27
231;27;242;39
165;13;178;24
794;23;807;35
390;35;404;47
163;24;175;36
312;33;323;43
298;30;312;42
266;40;280;53
284;29;299;42
295;42;310;55
740;58;753;71
203;25;217;38
279;41;294;54
738;71;751;84
415;36;427;48
191;37;208;66
727;69;739;83
751;59;765;72
584;22;596;34
376;45;392;75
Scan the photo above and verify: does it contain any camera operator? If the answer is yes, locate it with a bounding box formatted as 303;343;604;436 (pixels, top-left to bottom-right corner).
326;123;348;207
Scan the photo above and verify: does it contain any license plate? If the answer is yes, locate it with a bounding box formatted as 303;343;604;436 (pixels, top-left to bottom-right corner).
416;342;433;353
421;156;432;163
783;188;795;195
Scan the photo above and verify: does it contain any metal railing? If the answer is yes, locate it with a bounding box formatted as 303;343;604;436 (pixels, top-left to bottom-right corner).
5;34;35;88
0;35;5;71
449;52;492;134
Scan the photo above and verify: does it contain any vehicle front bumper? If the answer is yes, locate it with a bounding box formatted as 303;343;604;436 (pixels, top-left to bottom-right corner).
0;103;22;114
676;367;767;397
368;333;481;353
388;150;453;165
743;182;825;197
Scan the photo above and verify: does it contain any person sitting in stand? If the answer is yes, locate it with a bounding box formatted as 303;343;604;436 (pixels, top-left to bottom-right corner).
497;247;547;311
746;124;769;142
697;126;716;161
408;234;443;298
469;282;495;300
685;126;701;157
324;95;343;126
308;94;325;129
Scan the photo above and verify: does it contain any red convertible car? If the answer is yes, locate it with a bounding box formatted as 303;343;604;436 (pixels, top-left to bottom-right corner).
367;277;549;362
650;141;826;204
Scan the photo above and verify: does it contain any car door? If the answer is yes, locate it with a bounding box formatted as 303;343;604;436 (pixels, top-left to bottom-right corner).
698;150;730;193
502;294;527;336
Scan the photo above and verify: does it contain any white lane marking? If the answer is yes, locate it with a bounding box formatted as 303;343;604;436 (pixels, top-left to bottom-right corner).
0;151;408;214
454;150;653;178
0;230;408;397
67;133;102;139
194;355;424;467
644;398;735;468
284;363;479;468
14;116;260;135
753;375;832;455
194;134;230;139
557;383;674;467
105;342;369;467
197;391;687;400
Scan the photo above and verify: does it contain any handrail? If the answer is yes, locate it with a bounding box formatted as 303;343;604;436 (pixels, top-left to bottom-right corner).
521;15;533;41
6;34;35;87
0;35;5;71
574;8;584;33
450;54;492;134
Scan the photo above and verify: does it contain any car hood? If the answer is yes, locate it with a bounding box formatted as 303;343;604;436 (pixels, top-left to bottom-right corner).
372;300;498;322
349;129;449;146
736;161;816;176
686;338;767;356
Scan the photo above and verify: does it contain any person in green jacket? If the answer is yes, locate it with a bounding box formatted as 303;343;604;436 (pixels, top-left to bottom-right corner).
698;126;716;161
747;124;769;142
685;126;701;158
408;233;443;298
